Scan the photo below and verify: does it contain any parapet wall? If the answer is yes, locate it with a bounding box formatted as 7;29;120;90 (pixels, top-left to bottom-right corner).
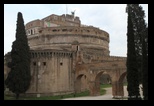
91;55;126;63
28;26;109;42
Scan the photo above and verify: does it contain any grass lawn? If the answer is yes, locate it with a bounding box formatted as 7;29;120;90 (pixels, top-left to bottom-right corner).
4;90;90;100
4;84;112;100
100;84;112;88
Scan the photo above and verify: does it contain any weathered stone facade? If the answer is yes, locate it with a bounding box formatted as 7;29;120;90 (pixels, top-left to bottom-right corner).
4;13;127;97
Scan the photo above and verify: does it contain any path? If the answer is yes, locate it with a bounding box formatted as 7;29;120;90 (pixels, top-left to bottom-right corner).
62;86;142;100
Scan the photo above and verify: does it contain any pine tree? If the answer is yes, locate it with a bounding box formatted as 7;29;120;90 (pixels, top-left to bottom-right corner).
126;4;141;100
5;12;31;100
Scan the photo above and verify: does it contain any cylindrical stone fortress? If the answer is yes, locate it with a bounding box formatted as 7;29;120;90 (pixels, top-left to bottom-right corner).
23;13;110;95
25;14;110;59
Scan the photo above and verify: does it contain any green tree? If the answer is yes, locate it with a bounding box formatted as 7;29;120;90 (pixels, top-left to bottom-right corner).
126;4;141;100
142;27;148;100
131;4;147;85
5;12;31;100
126;4;148;100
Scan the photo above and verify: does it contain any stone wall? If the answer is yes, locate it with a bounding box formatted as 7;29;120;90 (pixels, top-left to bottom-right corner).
26;50;74;95
26;26;109;59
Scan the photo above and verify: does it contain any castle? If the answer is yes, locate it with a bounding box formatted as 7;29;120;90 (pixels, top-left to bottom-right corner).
4;13;127;97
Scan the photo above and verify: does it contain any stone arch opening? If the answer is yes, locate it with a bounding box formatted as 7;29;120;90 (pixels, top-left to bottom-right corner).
93;71;112;96
100;73;112;85
94;71;104;96
118;71;127;97
75;74;88;93
119;71;127;83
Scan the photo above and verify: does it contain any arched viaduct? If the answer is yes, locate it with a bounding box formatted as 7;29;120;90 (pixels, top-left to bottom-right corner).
74;54;127;97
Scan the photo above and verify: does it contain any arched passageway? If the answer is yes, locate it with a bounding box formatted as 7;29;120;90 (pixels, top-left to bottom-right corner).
112;71;127;97
94;71;104;95
100;74;111;84
89;71;112;96
118;72;127;96
75;74;88;93
75;60;127;97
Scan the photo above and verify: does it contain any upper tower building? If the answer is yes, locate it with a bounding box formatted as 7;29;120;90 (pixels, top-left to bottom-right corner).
25;13;110;61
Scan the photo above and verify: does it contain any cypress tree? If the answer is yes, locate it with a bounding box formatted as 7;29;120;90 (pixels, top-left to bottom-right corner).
5;12;31;100
132;5;147;85
126;4;141;100
142;27;148;100
126;4;148;100
133;5;148;100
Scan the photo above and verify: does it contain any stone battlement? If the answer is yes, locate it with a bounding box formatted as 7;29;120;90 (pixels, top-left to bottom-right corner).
30;50;73;58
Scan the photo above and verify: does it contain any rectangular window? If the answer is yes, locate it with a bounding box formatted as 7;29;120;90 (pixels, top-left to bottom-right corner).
54;16;57;20
76;45;80;51
43;62;46;66
60;58;63;66
33;62;36;66
62;18;65;21
60;62;63;66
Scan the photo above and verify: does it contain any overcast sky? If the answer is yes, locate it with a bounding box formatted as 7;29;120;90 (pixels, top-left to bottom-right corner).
4;4;148;56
